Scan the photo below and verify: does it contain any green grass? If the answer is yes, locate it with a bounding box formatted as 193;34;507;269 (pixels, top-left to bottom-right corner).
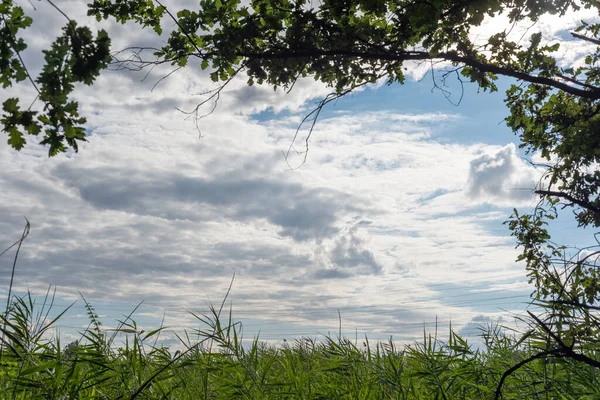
1;292;599;399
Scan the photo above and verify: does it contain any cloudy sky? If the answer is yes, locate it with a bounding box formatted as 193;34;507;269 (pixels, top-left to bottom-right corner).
1;1;597;347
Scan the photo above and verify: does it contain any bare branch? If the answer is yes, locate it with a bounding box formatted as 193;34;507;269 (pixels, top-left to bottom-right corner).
284;71;389;169
176;64;246;137
46;0;71;22
151;66;182;92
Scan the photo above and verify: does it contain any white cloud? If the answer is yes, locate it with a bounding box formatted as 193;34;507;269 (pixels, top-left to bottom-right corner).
466;143;540;206
0;106;532;339
470;280;532;293
0;0;552;343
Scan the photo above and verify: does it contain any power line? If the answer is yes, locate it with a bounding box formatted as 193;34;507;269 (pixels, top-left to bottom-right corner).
52;294;530;335
53;314;527;341
10;271;528;315
52;287;531;323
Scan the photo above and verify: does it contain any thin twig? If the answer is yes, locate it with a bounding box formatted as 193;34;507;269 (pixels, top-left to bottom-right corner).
151;66;182;92
46;0;71;22
0;14;41;96
557;74;599;91
284;71;389;169
154;0;202;54
176;64;246;136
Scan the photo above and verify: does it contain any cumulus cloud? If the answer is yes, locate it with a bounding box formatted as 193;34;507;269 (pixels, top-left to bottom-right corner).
51;164;361;241
466;143;540;205
313;221;383;279
458;314;508;341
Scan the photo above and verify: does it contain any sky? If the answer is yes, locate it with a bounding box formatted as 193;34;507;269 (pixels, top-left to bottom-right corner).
0;1;598;348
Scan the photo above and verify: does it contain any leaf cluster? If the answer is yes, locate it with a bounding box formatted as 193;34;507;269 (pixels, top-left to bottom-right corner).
1;6;110;155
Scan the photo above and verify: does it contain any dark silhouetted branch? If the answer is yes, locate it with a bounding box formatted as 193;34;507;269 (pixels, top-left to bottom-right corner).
571;32;600;46
535;190;600;216
236;49;600;100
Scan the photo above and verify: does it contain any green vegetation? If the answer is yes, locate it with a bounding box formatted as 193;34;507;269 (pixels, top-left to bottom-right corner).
1;291;600;399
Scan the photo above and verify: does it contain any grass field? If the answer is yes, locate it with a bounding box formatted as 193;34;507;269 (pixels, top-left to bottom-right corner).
1;292;599;399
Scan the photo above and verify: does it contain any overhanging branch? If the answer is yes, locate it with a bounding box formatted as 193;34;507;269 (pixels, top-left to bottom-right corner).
235;49;600;100
571;32;600;46
535;190;600;216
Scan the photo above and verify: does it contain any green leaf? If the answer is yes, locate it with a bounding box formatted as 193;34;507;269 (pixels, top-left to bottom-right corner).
2;98;19;113
7;127;25;150
64;124;75;138
20;360;58;376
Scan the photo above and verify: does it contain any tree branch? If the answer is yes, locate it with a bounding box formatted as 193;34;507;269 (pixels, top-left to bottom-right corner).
571;32;600;46
494;349;560;400
558;74;599;91
535;190;600;216
528;311;600;369
550;299;600;312
235;49;600;100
